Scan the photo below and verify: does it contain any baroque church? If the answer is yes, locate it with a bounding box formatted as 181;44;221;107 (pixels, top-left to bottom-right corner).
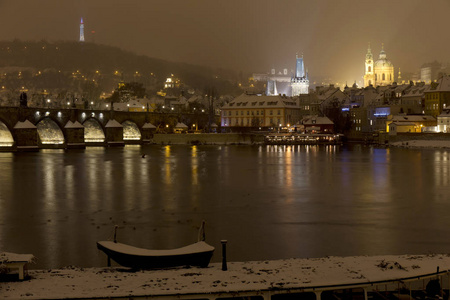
363;44;394;87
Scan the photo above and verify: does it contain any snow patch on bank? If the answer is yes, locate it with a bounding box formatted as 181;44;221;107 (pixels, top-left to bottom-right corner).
2;254;450;299
391;140;450;149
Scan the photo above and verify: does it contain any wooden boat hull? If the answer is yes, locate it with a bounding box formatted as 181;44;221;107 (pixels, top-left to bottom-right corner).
97;241;214;269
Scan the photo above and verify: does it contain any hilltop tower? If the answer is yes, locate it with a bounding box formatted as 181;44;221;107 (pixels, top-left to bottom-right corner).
79;18;85;42
291;54;309;95
363;44;374;87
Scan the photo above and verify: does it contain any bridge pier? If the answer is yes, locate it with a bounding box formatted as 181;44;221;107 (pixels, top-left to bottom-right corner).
142;123;156;143
64;121;86;149
13;120;39;151
105;119;124;147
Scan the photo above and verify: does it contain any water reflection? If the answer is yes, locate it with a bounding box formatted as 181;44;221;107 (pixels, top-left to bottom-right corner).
3;145;450;269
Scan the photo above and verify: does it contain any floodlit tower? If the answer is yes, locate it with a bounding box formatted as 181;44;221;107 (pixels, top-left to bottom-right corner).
291;53;309;95
79;18;85;42
363;43;374;87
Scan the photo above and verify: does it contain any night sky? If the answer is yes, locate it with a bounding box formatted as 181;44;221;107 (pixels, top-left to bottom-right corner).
0;0;449;84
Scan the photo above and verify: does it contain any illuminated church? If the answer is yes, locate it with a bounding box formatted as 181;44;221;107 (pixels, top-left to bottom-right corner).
265;54;309;96
364;44;394;87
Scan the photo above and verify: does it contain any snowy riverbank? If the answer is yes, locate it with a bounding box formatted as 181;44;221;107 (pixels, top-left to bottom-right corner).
2;254;450;299
390;140;450;149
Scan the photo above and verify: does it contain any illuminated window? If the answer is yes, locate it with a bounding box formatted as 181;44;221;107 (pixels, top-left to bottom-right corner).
368;66;371;72
382;73;385;81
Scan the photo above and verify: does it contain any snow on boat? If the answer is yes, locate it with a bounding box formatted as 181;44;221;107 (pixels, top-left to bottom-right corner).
96;240;215;269
96;221;215;269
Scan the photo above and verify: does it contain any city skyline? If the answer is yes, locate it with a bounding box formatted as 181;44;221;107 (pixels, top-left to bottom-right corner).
1;0;449;85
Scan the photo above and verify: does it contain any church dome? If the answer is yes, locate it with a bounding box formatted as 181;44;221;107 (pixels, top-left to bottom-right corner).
374;58;393;68
374;46;393;68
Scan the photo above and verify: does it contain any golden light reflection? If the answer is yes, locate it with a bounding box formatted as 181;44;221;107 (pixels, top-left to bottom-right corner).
41;150;59;268
87;154;100;211
65;164;75;210
434;151;449;187
164;145;172;186
191;145;198;185
285;146;292;188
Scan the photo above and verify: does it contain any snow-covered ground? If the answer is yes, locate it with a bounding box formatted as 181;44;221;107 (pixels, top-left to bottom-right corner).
1;254;450;299
391;140;450;149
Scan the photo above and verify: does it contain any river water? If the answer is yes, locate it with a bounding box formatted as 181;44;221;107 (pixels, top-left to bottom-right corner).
1;144;450;269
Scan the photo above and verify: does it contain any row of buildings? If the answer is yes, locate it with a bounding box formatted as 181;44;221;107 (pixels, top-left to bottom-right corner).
220;75;450;136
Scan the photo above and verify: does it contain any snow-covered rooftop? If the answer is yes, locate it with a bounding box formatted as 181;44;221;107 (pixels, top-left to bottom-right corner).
142;122;156;129
64;121;84;129
175;122;188;128
105;119;123;128
13;120;36;129
2;254;450;299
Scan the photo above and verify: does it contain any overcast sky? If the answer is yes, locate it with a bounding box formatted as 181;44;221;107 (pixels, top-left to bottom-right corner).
0;0;449;85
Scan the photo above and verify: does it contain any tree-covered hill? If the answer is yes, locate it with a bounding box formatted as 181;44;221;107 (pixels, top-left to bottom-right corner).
0;40;243;97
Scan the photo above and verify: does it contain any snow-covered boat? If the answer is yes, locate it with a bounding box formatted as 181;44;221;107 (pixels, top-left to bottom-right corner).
96;240;215;269
97;222;215;269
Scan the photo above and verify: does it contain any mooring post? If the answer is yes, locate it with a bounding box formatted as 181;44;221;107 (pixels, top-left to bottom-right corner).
113;225;119;243
107;256;111;267
221;240;228;271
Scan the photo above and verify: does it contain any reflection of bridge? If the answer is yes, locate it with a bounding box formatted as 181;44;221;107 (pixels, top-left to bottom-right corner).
0;107;212;150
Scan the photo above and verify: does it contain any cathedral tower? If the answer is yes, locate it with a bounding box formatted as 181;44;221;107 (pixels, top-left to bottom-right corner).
363;44;374;87
79;18;85;42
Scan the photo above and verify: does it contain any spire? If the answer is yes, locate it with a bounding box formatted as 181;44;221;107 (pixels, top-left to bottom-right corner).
295;54;305;78
366;43;373;60
379;43;386;59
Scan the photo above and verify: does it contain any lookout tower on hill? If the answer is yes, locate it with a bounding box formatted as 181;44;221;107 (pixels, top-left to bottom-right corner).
79;18;85;42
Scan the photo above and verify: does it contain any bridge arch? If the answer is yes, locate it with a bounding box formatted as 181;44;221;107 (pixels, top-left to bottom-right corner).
122;120;142;141
36;117;66;145
0;118;14;147
83;117;105;143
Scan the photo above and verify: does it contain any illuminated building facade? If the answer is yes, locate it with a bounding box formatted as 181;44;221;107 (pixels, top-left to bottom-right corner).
364;44;394;87
220;94;302;129
424;75;450;117
80;18;85;42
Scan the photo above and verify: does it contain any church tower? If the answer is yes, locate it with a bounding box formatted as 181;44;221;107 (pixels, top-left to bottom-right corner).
79;18;85;42
363;44;374;87
291;54;309;95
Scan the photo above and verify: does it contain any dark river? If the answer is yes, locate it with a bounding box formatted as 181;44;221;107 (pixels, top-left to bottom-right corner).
1;144;450;269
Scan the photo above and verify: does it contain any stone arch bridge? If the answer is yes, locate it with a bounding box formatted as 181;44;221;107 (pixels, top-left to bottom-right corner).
0;106;213;151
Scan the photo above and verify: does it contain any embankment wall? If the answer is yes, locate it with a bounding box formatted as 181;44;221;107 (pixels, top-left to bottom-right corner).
152;133;265;145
